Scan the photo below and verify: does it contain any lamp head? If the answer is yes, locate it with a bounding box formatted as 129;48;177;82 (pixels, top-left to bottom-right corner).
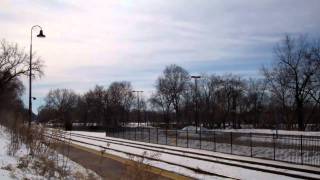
37;30;46;38
191;75;201;79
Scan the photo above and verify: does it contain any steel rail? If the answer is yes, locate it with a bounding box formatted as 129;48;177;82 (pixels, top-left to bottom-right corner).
48;132;320;180
44;133;235;179
71;132;320;175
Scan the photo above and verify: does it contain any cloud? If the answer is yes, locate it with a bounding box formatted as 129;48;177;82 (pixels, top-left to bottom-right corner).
1;0;320;113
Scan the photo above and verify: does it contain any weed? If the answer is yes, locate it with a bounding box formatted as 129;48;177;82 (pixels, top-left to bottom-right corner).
122;151;162;180
1;164;13;171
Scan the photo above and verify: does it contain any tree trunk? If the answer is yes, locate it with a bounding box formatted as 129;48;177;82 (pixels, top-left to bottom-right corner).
296;100;304;131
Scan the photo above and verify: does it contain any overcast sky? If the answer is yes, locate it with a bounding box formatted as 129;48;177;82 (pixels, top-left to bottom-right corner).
1;0;320;113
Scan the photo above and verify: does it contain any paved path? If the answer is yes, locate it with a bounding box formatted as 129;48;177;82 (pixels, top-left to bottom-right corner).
56;142;193;180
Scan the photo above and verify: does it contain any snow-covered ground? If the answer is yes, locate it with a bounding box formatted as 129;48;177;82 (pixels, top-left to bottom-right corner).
106;128;320;166
0;126;101;180
181;126;320;136
124;122;153;128
65;130;320;180
211;128;320;136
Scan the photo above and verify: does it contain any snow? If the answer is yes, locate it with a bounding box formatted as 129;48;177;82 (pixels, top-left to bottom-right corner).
103;128;320;166
181;126;209;131
180;126;320;136
124;122;153;128
64;130;320;180
0;126;101;179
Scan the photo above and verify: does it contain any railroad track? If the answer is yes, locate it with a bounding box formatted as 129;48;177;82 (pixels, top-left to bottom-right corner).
46;131;320;180
44;132;235;179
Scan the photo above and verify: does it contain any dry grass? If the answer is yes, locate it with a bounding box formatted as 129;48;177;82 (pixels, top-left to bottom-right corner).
1;164;14;171
122;151;162;180
1;112;101;179
73;170;98;180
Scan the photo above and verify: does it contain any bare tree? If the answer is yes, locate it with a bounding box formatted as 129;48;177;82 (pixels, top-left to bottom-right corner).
37;105;56;123
107;81;134;127
305;39;320;105
0;39;42;122
245;78;267;128
149;92;172;127
216;74;245;129
0;39;43;93
197;74;222;128
81;85;107;126
263;35;320;130
155;64;190;127
44;89;78;130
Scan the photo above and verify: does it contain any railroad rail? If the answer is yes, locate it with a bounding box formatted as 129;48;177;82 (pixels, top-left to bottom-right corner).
46;131;320;180
44;132;235;179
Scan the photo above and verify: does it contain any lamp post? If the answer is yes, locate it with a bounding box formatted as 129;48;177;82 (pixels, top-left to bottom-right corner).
132;90;143;127
29;25;45;127
191;76;201;133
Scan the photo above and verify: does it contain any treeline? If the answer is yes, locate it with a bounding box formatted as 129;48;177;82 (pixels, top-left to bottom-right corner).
38;35;320;131
38;82;134;130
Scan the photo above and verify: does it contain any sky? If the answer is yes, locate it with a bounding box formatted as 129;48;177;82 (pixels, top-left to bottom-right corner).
1;0;320;113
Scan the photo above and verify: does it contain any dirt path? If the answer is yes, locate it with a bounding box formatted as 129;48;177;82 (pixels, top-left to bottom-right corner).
55;142;193;180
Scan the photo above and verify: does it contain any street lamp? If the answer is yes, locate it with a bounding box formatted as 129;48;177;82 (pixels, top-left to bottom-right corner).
29;25;45;127
132;90;143;127
191;76;201;133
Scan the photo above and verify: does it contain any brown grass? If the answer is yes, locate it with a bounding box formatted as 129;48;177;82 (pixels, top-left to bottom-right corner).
122;151;162;180
1;112;101;179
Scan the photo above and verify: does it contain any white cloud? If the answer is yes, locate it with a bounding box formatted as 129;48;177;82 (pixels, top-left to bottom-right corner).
1;0;320;112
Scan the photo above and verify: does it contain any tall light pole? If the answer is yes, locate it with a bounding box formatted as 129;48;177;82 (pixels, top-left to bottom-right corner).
132;90;143;127
191;76;201;133
29;25;45;127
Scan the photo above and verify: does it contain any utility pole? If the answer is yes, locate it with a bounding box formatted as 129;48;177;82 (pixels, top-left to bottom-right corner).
191;76;201;133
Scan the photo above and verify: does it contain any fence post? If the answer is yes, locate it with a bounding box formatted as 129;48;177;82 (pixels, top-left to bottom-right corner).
230;132;233;154
156;128;158;144
187;129;189;148
250;132;253;157
213;131;216;152
176;129;178;146
273;134;276;160
122;127;125;138
134;127;136;140
300;135;303;165
149;128;151;143
141;127;145;142
165;128;168;145
141;127;143;141
143;127;145;141
200;128;202;149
